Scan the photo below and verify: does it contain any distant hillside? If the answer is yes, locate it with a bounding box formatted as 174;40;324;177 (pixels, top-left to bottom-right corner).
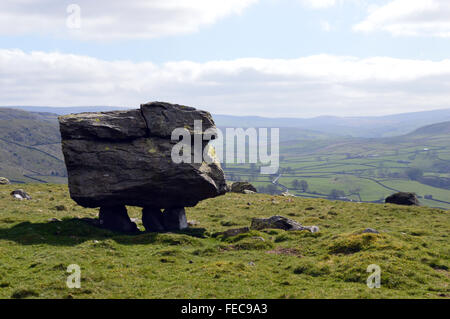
409;121;450;136
3;106;450;138
214;108;450;138
0;108;66;183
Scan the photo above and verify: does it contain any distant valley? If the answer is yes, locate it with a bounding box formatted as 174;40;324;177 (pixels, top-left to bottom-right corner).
0;106;449;209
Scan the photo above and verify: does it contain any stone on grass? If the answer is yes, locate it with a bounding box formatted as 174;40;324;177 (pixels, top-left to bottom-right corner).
10;189;31;200
99;206;139;233
362;228;379;234
0;177;10;185
251;215;319;233
230;182;257;194
59;101;227;233
385;192;420;206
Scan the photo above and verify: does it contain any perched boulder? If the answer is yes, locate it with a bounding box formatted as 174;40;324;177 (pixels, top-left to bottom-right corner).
0;177;10;185
251;215;319;233
10;189;32;200
385;192;420;206
59;101;227;233
230;182;257;194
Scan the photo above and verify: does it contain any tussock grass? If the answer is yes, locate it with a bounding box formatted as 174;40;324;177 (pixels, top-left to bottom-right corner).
0;184;448;298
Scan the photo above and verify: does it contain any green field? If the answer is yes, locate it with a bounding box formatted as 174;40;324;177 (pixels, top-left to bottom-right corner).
0;184;448;299
224;132;450;210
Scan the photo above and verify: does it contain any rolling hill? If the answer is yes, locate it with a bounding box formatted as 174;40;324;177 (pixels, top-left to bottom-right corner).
0;107;448;209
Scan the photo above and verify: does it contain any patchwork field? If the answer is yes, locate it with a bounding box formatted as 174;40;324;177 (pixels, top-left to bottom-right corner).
0;184;448;299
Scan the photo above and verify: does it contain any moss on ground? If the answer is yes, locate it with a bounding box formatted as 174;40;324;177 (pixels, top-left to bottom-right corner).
0;184;448;299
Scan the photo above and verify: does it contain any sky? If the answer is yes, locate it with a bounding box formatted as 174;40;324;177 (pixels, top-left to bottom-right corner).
1;0;450;117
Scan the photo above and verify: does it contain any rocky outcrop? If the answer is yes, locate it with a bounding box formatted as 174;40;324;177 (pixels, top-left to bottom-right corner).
251;215;319;233
59;101;227;233
0;177;10;185
230;182;257;194
385;192;420;206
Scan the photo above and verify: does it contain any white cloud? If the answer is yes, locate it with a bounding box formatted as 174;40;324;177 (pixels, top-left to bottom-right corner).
300;0;338;8
1;49;450;117
354;0;450;37
300;0;361;9
0;0;258;40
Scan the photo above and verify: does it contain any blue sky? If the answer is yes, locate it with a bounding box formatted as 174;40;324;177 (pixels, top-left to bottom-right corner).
1;0;450;117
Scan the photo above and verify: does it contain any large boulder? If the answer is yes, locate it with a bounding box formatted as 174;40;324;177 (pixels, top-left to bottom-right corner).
59;101;227;233
385;192;420;206
230;182;257;194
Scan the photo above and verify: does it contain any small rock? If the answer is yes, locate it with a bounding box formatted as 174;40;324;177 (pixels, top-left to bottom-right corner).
10;189;31;200
230;182;257;194
362;228;379;234
248;261;256;266
54;205;66;211
0;177;10;185
48;218;62;222
251;215;318;233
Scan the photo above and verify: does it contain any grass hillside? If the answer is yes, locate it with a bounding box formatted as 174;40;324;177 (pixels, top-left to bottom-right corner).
0;184;448;299
0;109;66;184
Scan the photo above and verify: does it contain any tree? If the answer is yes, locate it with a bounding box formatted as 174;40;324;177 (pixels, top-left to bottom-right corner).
405;167;423;181
300;180;309;192
329;189;345;199
291;179;300;189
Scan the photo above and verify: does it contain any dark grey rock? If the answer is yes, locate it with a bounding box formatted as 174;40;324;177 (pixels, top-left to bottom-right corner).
10;189;31;200
230;182;257;194
99;206;138;233
59;102;227;210
251;215;318;233
59;109;147;140
142;207;165;232
385;192;420;206
162;208;188;231
362;228;379;234
140;101;215;138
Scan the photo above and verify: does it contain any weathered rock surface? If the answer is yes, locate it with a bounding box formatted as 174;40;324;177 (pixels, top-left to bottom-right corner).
362;228;379;234
251;215;319;233
0;177;10;185
385;192;420;206
230;182;257;194
10;189;31;200
99;206;139;233
59;101;227;233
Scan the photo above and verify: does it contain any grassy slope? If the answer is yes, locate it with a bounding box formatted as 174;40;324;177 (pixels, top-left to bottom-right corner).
0;184;448;299
0;109;66;183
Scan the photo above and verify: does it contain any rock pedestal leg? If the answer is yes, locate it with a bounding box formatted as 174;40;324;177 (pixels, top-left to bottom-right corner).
142;207;165;232
99;205;138;233
162;208;188;231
